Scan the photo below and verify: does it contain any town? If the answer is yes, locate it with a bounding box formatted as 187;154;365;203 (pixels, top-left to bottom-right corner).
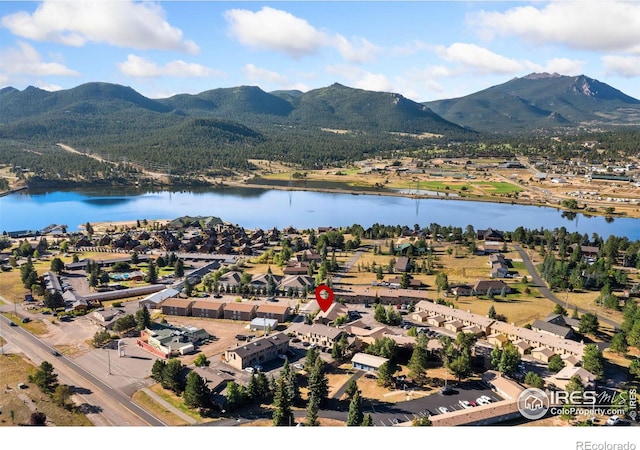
1;215;638;427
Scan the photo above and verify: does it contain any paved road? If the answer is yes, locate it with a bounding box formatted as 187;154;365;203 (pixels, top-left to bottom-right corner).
512;243;621;329
0;312;165;426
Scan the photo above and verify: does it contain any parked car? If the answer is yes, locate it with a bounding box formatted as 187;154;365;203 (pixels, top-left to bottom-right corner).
278;354;287;360
476;397;490;405
293;363;304;370
9;321;17;326
440;386;456;395
438;406;449;414
254;365;263;372
459;400;472;409
244;367;255;373
606;415;620;426
480;395;492;403
469;400;478;407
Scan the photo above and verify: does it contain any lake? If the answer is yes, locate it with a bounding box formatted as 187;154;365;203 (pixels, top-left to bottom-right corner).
1;186;639;240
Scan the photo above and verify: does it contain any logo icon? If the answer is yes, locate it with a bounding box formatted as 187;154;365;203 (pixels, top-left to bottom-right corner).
517;388;550;420
315;285;335;312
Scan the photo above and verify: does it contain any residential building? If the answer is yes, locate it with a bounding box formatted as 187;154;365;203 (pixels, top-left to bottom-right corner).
289;323;346;349
351;352;389;374
224;332;289;370
256;304;292;322
160;298;194;316
191;299;226;319
223;302;258;321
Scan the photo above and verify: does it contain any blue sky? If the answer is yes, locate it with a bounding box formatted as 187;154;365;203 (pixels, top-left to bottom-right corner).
1;1;640;102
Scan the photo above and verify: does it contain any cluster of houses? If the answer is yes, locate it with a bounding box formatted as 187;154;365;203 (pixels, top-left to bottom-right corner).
410;300;585;361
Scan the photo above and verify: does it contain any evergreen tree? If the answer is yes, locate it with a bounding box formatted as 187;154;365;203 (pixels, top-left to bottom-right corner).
488;305;497;319
548;354;565;373
610;332;628;355
305;393;320;427
225;381;245;412
174;259;185;278
347;391;364;426
407;337;428;385
161;358;184;393
345;379;360;400
151;359;166;382
28;361;59;393
146;259;157;283
135;306;151;331
272;377;294;426
377;361;394;387
307;359;329;406
183;371;210;409
582;344;604;379
361;413;373;426
579;313;599;335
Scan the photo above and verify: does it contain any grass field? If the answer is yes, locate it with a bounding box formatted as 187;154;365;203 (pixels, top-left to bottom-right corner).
131;389;190;426
0;354;93;426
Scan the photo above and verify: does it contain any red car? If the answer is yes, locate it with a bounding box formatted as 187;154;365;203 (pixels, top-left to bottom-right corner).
469;400;478;407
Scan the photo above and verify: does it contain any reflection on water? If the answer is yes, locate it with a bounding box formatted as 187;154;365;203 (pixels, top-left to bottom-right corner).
82;197;134;207
1;186;639;240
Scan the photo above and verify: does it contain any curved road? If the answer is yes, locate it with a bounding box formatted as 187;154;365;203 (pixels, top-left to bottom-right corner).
512;243;621;329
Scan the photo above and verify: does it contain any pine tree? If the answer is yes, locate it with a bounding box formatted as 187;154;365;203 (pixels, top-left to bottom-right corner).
305;393;320;426
307;359;329;406
361;413;373;426
272;377;294;426
183;371;210;409
347;391;364;426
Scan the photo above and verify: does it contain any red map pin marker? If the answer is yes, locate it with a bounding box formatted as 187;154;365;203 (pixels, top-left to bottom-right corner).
315;284;334;312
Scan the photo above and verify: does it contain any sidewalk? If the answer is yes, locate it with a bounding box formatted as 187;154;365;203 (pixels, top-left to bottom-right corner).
139;387;198;425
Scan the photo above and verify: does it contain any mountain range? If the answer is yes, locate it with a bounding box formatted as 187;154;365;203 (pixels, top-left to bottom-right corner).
423;73;640;132
1;73;638;139
1;73;639;175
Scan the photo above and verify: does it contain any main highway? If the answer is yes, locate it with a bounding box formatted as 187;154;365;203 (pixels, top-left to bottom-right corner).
0;313;165;426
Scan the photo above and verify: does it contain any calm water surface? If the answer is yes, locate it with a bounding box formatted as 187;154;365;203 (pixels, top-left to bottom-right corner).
1;186;639;240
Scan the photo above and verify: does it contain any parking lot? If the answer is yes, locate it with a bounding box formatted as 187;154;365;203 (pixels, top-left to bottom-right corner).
364;380;504;426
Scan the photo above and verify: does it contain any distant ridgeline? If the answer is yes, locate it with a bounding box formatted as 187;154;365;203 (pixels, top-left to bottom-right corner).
1;74;640;183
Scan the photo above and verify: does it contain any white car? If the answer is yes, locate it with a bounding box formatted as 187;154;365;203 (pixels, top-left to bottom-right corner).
476;397;490;405
438;406;449;414
244;367;255;374
459;400;472;409
606;415;620;426
293;363;304;370
254;365;263;372
480;395;493;403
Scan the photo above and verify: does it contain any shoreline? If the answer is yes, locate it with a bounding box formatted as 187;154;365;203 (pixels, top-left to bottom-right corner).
3;177;638;222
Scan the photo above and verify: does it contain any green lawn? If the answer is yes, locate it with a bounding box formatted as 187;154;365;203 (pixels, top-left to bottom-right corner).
474;181;523;194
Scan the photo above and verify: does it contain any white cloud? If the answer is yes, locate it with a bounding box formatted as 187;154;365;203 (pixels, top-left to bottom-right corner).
35;81;63;92
1;1;198;53
333;35;380;63
471;1;640;53
244;64;288;85
0;41;78;76
326;64;394;93
225;7;327;58
602;55;640;77
436;43;523;74
224;6;378;63
118;55;223;78
524;57;586;76
244;64;309;91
